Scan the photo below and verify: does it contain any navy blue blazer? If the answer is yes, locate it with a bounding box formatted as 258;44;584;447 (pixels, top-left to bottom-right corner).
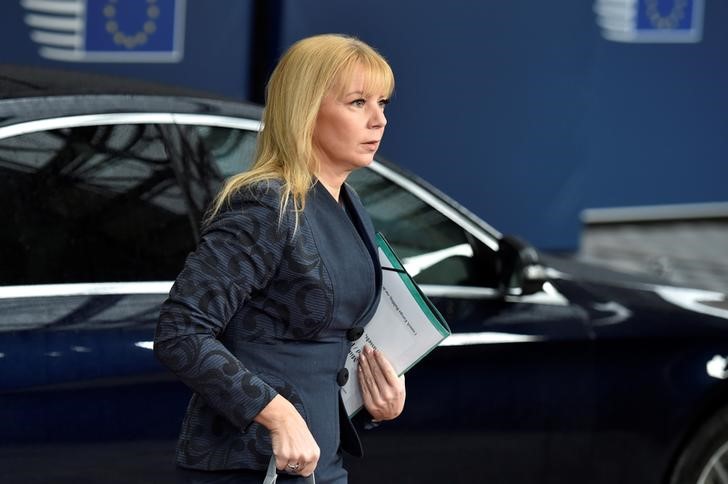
154;179;382;478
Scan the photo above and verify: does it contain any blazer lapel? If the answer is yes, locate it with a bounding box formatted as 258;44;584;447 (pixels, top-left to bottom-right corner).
341;183;382;296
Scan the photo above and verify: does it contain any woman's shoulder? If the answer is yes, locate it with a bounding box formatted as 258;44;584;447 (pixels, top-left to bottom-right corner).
226;178;284;211
204;178;289;232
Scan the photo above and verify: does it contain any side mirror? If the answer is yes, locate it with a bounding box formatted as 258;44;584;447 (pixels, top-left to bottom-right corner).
497;235;548;296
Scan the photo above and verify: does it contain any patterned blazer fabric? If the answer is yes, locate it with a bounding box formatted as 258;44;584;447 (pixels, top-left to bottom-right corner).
154;180;379;472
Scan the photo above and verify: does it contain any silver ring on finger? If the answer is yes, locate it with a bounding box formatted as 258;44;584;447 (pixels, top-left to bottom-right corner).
286;463;301;471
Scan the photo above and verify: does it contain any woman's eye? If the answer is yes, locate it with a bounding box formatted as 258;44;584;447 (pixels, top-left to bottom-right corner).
351;99;366;107
378;99;390;109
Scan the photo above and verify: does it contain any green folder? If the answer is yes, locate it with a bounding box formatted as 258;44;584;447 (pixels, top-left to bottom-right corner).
341;232;452;416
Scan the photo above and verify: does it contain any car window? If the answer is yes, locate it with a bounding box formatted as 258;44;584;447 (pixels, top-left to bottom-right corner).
185;125;257;177
0;121;493;289
192;125;499;288
161;124;257;228
0;123;230;285
347;168;497;288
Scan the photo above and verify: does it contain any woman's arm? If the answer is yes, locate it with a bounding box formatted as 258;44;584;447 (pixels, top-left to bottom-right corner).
155;195;321;475
154;198;287;430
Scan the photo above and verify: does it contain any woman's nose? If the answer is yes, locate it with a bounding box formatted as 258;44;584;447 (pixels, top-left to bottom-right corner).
369;108;387;129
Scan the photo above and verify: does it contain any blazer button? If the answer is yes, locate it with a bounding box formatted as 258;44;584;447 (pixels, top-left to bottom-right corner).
346;327;364;341
337;368;349;386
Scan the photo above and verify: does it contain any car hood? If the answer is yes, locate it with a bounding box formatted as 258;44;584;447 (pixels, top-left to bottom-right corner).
541;254;728;339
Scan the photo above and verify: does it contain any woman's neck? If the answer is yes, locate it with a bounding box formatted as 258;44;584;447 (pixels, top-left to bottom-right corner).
315;166;349;202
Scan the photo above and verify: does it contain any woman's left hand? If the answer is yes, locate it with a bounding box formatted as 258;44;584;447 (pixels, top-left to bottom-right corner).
358;345;406;421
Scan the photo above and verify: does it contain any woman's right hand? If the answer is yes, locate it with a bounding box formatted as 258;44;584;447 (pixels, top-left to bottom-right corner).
254;394;320;477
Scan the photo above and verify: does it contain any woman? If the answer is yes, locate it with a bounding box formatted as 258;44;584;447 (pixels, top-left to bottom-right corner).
154;34;406;483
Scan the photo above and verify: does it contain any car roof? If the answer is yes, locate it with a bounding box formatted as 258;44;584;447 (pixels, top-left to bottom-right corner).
0;64;235;99
0;64;263;127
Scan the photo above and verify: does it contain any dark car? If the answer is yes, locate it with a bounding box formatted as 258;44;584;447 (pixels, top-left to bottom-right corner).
2;65;728;484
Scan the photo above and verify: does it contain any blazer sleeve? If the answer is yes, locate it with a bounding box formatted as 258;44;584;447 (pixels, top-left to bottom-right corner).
154;193;290;431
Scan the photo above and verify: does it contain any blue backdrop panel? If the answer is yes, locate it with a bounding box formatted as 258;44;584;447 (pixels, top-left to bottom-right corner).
584;2;728;211
278;0;597;250
0;0;253;99
277;0;728;250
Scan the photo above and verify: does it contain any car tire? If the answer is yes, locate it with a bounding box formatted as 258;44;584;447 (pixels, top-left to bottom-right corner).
670;406;728;484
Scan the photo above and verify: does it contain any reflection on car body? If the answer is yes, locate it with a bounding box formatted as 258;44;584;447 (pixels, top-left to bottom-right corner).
1;65;728;484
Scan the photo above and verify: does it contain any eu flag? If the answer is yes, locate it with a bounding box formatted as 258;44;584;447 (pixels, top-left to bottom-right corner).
636;0;696;31
23;0;185;62
594;0;704;43
84;0;183;60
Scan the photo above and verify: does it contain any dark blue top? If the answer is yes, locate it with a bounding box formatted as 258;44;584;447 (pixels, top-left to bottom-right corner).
154;179;381;482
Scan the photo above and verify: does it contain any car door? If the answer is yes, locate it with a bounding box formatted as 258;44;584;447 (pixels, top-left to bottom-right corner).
345;166;597;484
0;117;256;483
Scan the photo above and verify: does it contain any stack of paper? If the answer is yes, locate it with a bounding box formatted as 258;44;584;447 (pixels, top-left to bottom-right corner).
341;233;451;417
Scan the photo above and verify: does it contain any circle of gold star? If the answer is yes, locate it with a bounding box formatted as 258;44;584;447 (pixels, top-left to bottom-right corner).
104;0;160;49
644;0;689;30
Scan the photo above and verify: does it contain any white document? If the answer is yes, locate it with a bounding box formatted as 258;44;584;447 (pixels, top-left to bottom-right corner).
341;234;451;417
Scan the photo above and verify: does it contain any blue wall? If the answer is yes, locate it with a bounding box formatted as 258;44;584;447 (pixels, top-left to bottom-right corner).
584;12;728;210
0;1;254;99
2;0;726;251
276;0;728;250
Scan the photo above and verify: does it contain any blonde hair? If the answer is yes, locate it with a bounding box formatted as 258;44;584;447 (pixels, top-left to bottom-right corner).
207;34;394;224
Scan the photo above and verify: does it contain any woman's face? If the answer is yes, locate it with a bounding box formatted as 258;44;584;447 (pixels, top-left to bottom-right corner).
313;64;389;175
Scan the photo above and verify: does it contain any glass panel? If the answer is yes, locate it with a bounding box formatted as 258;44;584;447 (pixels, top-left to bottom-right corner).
190;125;257;177
348;168;497;287
0;125;208;285
0;121;491;288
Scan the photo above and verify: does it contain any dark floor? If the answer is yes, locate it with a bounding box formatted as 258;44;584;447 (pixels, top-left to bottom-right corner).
0;441;178;484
